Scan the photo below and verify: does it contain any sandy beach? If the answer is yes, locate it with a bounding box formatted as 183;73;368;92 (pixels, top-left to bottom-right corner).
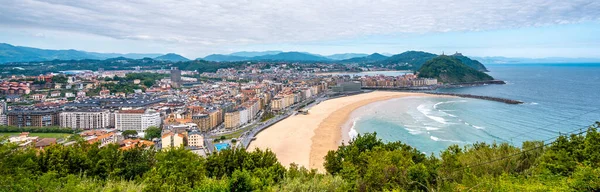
248;91;449;172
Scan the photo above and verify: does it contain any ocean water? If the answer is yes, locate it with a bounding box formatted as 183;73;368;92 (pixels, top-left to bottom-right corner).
350;63;600;154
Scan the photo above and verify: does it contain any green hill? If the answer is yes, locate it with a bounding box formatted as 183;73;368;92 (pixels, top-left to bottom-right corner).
418;55;493;84
154;53;189;62
341;53;388;63
375;51;438;70
452;53;489;72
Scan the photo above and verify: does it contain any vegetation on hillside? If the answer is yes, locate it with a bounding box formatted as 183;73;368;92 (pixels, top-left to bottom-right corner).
1;122;598;191
370;51;438;70
451;53;489;72
418;55;494;84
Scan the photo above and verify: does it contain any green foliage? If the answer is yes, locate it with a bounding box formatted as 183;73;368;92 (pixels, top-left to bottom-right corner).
418;55;494;84
261;111;275;122
0;122;599;191
124;72;168;87
144;126;161;140
51;75;68;83
371;51;437;70
101;82;143;94
452;54;489;72
0;126;76;133
122;130;138;139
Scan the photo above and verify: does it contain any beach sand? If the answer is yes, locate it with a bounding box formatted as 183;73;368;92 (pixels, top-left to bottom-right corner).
248;91;449;172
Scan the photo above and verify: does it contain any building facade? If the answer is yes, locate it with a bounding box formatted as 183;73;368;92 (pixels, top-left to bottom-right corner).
188;131;204;148
115;109;161;132
161;132;186;150
224;110;240;129
7;109;60;127
60;109;111;130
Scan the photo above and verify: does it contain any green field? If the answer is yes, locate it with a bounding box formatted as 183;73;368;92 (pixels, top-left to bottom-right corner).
0;132;72;139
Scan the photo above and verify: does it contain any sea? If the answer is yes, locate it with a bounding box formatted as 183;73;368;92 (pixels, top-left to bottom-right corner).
346;64;600;154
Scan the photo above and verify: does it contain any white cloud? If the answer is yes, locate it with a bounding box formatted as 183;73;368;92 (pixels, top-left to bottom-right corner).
0;0;599;56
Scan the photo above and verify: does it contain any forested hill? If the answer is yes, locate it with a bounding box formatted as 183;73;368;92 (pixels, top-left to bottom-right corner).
1;122;599;191
451;53;489;72
418;55;494;84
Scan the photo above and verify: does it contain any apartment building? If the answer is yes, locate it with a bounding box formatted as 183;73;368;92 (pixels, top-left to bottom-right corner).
161;132;186;150
115;109;161;132
188;131;204;148
60;109;111;130
224;110;240;129
7;109;60;127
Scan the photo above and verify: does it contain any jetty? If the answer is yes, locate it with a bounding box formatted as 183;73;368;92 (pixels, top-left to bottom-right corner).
426;92;524;104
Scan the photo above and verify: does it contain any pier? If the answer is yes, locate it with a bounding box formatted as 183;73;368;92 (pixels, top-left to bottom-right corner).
426;92;524;104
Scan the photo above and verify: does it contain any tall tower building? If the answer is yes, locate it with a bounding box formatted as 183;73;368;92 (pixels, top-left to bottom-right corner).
170;67;181;88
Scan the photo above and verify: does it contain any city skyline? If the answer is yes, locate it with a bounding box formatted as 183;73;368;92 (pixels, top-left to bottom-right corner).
1;0;600;59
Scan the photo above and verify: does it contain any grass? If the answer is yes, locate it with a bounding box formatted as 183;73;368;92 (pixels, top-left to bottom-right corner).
0;132;72;139
216;124;258;139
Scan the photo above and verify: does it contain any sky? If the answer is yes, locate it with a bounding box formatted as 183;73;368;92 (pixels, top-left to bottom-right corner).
1;0;599;59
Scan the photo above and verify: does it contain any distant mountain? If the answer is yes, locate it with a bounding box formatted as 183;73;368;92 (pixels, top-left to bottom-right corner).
202;54;248;62
154;53;189;62
326;53;369;60
86;52;162;60
204;51;331;62
451;53;488;72
418;55;493;84
341;53;388;63
376;51;438;69
0;43;162;63
252;52;331;61
229;51;282;57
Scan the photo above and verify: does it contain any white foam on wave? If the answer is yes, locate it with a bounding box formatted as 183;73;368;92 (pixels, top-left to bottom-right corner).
417;104;449;125
463;120;485;130
430;136;466;143
433;100;468;109
425;126;440;131
472;125;485;130
348;118;360;140
530;102;539;105
404;127;423;135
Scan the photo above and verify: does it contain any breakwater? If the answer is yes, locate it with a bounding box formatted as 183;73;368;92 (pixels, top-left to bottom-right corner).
426;92;524;104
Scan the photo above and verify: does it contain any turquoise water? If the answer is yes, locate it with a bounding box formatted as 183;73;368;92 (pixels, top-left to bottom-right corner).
351;63;600;154
214;143;230;151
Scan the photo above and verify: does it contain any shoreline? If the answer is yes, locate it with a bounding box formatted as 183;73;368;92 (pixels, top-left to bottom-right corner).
308;93;453;171
249;91;452;172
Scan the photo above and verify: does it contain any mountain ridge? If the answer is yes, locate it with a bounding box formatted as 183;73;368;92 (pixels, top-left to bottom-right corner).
0;43;162;63
154;53;190;62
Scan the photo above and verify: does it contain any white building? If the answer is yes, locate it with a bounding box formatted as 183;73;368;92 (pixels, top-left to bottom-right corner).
60;109;111;130
238;107;249;125
115;109;161;132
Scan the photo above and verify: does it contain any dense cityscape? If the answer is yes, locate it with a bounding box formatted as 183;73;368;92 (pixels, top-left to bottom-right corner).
1;61;439;155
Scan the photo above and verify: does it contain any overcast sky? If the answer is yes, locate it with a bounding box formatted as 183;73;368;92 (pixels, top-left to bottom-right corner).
1;0;599;59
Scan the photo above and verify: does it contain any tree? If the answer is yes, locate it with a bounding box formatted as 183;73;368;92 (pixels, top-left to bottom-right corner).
51;75;68;84
229;170;253;192
144;126;161;140
122;130;138;139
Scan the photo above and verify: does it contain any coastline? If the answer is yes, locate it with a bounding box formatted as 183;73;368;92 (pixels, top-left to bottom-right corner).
249;91;452;172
